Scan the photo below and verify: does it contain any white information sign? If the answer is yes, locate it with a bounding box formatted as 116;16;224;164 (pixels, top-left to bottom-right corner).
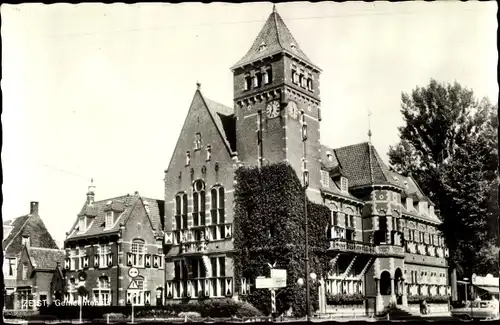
256;277;275;289
271;269;287;288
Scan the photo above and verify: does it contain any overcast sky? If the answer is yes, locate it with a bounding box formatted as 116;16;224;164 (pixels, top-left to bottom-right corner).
2;2;497;246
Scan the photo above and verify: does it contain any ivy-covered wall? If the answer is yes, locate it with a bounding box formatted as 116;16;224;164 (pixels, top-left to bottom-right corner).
233;163;330;316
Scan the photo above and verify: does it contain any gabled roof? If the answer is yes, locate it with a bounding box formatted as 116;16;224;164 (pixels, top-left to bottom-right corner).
3;213;58;257
26;247;65;271
202;95;236;153
333;142;400;188
67;194;164;241
231;6;318;71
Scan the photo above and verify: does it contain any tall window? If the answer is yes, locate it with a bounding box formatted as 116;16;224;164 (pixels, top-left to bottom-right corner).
244;75;251;90
194;133;202;150
7;258;16;277
79;216;86;232
206;145;212;161
94;276;111;305
292;65;299;84
209;186;225;240
22;263;28;280
344;214;355;241
340;177;349;192
131;240;145;267
98;244;110;268
185;151;191;166
193;180;206;227
252;74;259;88
320;170;330;188
174;193;188;243
209;256;226;298
105;212;113;229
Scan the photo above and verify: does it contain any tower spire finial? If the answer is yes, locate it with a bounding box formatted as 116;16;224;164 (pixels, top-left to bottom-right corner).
87;178;95;204
196;81;201;90
273;3;277;13
367;109;373;142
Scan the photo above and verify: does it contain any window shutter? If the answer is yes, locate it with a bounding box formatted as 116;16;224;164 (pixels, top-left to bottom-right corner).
224;224;232;239
145;291;151;305
165;232;173;245
225;278;233;297
241;278;247;295
83;256;89;269
107;254;113;267
64;258;70;270
166;282;173;298
145;254;151;268
186;280;192;298
204;279;210;297
153;255;159;268
127;253;133;266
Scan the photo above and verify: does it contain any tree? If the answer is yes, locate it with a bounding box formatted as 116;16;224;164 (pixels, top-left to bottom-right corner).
388;79;498;276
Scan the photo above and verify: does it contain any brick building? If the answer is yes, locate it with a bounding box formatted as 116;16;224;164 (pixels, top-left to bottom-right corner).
62;183;165;306
163;5;451;315
3;201;59;309
15;246;65;309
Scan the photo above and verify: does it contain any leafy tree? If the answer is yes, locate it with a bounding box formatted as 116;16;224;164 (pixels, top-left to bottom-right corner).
388;79;498;276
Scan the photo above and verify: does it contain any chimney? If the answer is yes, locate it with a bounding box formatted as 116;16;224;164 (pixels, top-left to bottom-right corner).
406;197;413;212
30;201;39;215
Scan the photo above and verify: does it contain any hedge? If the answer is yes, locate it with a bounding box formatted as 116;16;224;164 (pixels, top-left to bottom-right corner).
326;293;365;305
407;295;450;303
36;299;262;320
233;163;330;317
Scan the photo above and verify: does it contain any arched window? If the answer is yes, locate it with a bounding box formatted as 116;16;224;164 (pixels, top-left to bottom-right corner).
209;186;225;240
174;192;188;237
131;239;145;267
194;133;202;150
193;180;206;227
94;276;111;305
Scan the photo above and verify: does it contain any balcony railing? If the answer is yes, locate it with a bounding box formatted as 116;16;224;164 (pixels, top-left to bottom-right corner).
374;245;405;257
329;239;375;254
180;241;207;255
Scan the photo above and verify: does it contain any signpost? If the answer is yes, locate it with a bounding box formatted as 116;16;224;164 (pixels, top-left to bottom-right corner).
255;269;287;315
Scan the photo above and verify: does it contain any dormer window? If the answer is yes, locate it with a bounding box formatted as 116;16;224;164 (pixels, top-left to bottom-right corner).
320;170;330;188
290;43;297;52
78;216;86;233
194;133;202;150
22;236;30;247
185;151;191;166
326;152;333;162
259;42;267;52
340;177;349;192
206;145;212;161
105;211;113;229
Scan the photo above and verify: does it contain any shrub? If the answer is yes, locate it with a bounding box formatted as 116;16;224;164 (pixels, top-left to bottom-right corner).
236;301;264;317
178;311;202;319
326;293;365;305
3;310;39;319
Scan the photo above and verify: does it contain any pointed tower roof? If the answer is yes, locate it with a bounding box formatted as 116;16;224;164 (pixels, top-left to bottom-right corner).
231;5;319;71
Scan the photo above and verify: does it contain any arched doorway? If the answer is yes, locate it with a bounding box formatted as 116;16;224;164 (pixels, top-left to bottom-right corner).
394;268;403;305
380;271;391;296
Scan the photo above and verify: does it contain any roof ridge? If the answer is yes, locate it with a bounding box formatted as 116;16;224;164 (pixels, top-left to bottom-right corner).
28;247;64;251
333;141;370;151
273;10;283;49
367;142;375;184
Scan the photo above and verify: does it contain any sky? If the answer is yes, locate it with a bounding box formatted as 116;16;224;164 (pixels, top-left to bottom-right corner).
1;2;498;246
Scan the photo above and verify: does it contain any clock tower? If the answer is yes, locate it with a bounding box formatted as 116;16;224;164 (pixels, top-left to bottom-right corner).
231;5;322;200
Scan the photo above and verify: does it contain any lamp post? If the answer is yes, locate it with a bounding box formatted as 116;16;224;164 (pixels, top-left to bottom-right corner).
463;277;473;319
301;115;310;321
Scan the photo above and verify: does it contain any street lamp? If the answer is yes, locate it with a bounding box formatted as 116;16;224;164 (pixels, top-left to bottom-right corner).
463;277;473;319
301;114;310;321
297;273;317;319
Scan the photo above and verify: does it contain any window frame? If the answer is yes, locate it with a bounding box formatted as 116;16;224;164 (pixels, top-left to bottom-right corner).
131;240;146;268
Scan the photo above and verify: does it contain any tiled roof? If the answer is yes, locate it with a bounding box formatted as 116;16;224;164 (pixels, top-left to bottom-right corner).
202;94;237;154
27;247;65;270
67;194;164;241
3;214;58;257
231;7;316;70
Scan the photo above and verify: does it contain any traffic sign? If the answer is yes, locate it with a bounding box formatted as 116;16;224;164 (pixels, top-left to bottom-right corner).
128;267;139;278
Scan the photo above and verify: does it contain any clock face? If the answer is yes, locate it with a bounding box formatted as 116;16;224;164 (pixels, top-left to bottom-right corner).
266;101;280;119
287;101;299;119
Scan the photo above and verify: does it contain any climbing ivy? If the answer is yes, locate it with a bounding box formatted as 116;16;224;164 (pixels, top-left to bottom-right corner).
233;163;330;317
